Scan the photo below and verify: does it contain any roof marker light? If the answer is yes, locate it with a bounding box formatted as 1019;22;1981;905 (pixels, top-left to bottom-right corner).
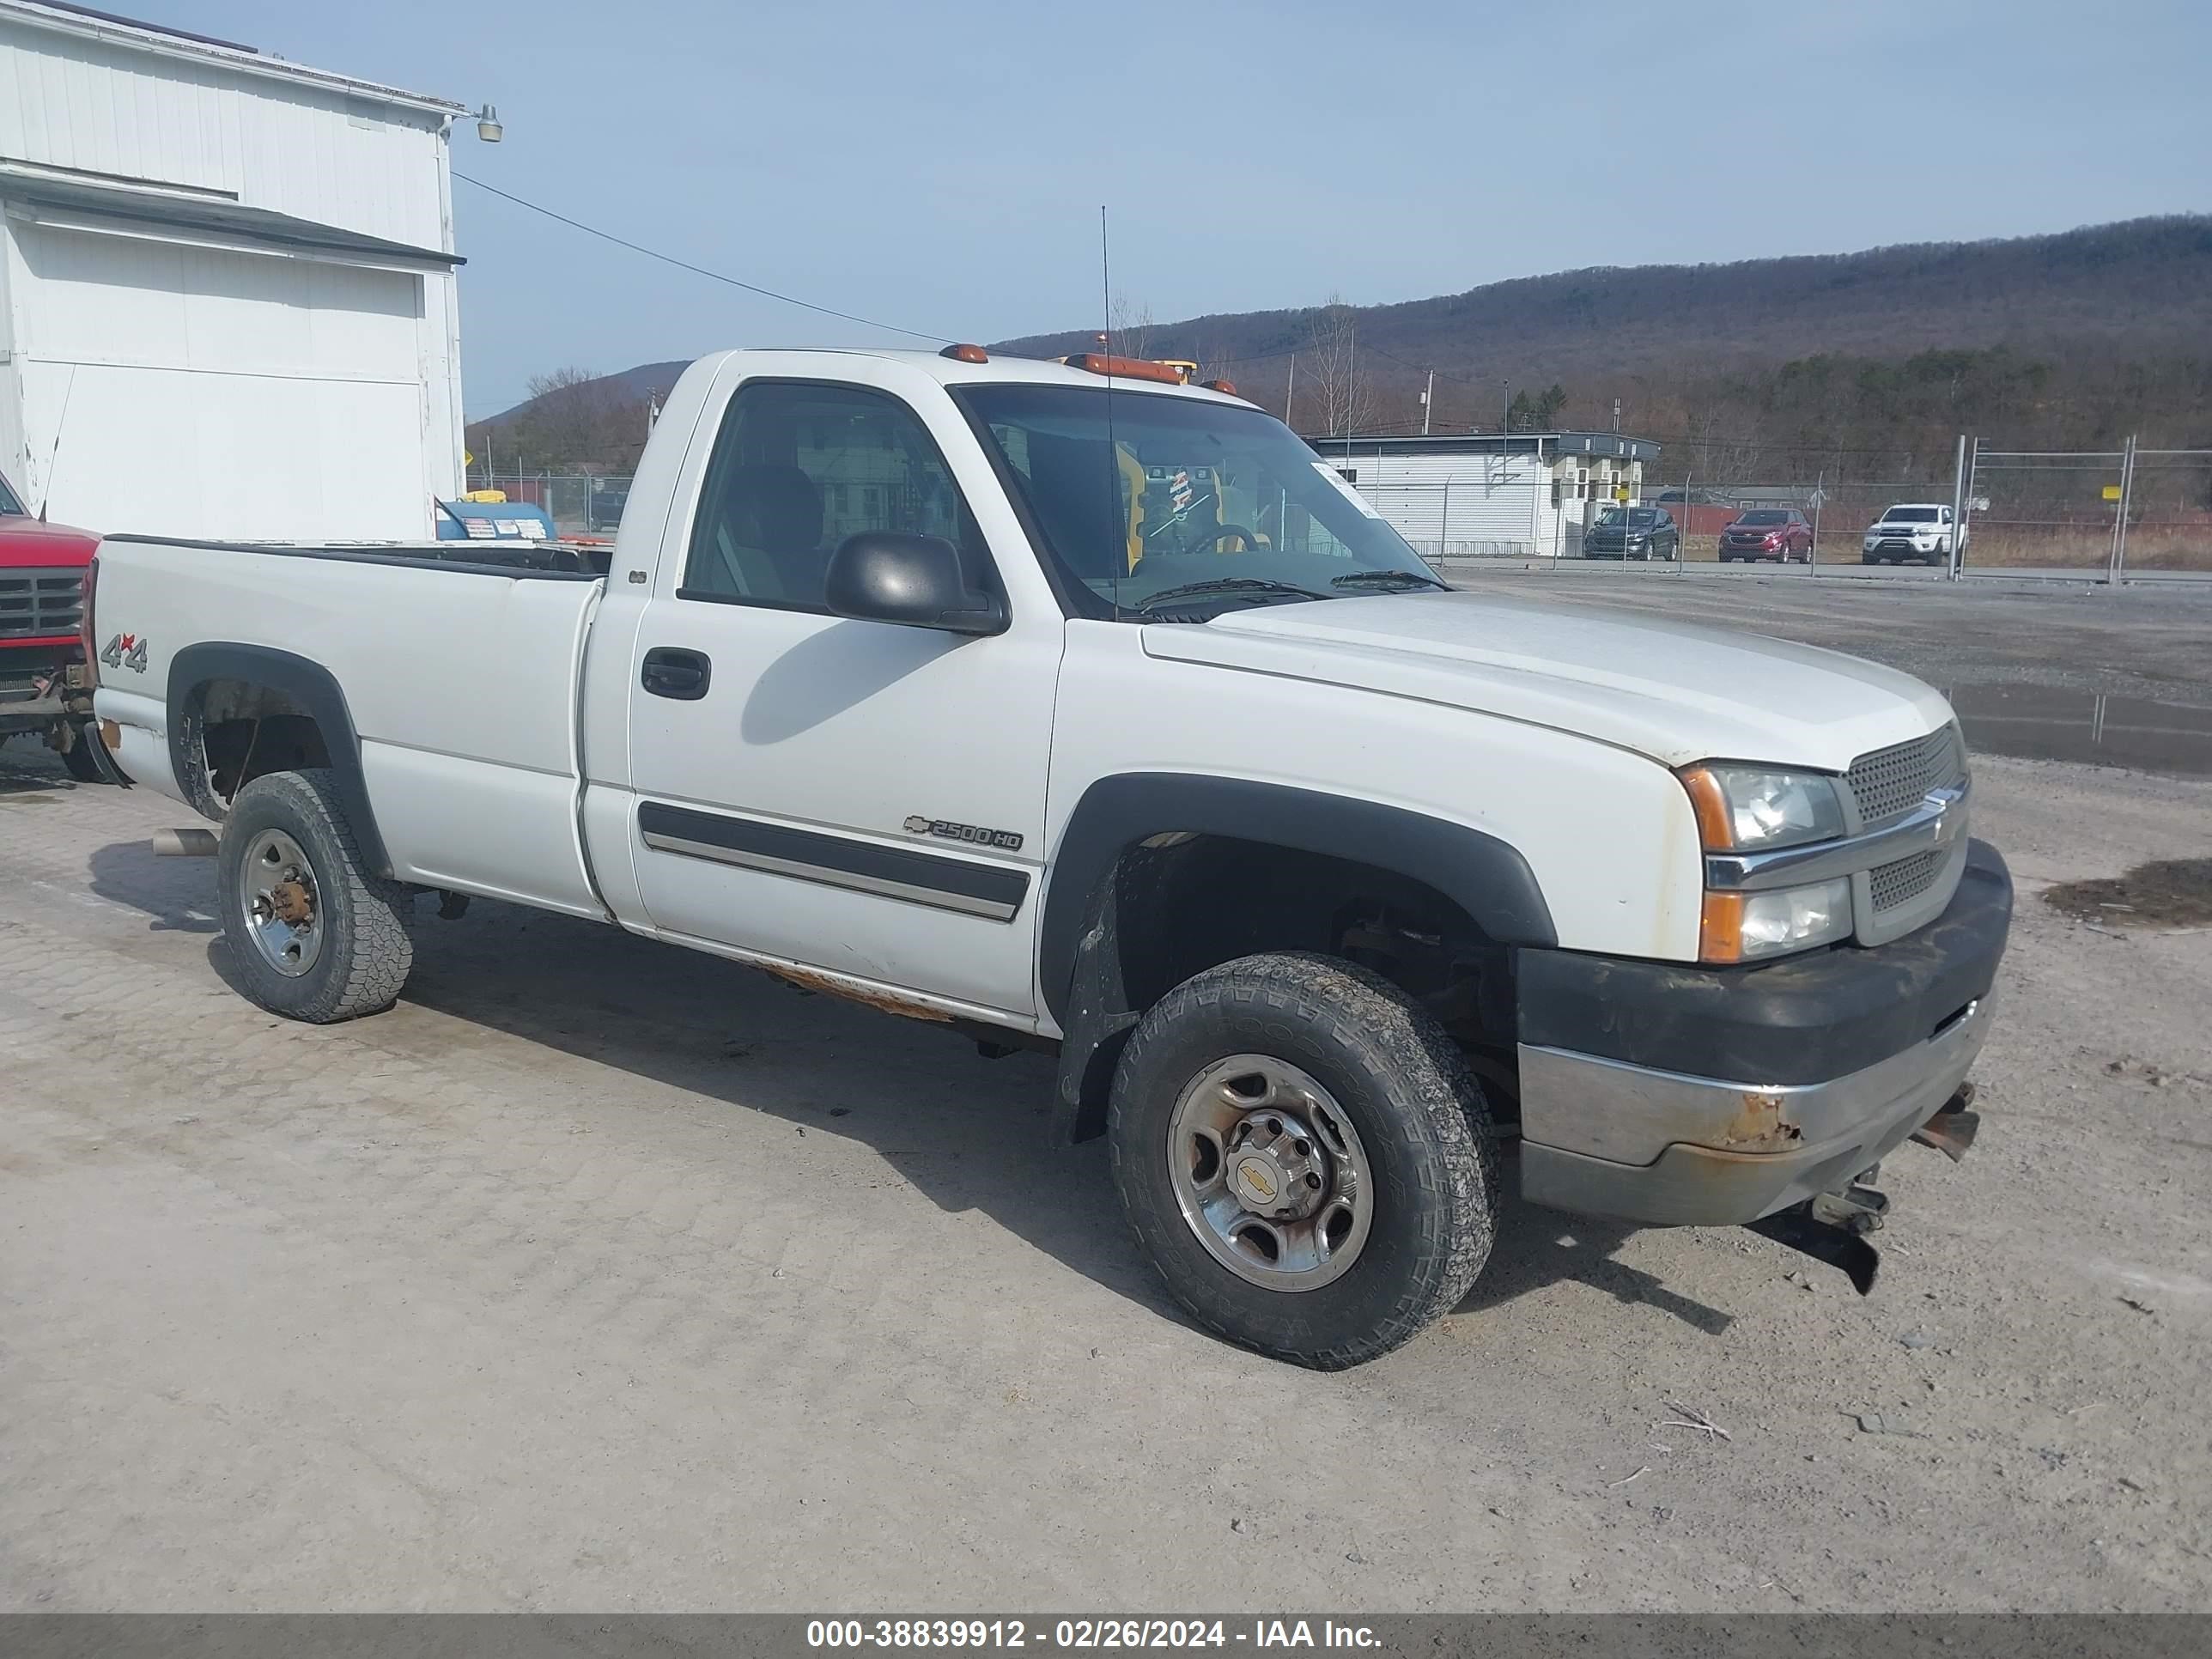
940;343;989;363
1061;353;1187;386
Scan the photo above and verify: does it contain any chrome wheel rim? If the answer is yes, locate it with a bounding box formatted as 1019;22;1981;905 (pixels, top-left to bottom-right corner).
236;827;324;978
1165;1054;1374;1291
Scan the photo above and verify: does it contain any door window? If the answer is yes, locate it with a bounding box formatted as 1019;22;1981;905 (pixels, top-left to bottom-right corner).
680;380;988;611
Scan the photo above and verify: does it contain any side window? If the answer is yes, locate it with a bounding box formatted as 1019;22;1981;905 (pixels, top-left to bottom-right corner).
680;380;987;611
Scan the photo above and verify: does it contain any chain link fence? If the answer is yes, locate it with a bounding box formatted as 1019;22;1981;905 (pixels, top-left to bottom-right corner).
474;445;2212;581
472;473;635;537
1969;444;2212;577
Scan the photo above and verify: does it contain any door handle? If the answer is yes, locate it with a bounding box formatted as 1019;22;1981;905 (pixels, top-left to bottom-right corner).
641;647;711;700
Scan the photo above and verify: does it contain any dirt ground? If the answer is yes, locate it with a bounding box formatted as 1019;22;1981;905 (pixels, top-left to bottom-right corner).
3;583;2209;1613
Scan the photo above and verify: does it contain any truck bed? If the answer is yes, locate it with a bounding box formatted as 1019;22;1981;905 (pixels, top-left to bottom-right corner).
94;535;611;920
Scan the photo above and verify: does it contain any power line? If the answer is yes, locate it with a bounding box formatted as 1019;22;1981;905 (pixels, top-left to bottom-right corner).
453;171;948;345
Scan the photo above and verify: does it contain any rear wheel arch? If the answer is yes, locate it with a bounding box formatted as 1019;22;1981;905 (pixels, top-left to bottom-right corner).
167;643;392;878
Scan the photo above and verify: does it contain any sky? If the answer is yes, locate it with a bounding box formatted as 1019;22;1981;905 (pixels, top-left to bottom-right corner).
128;0;2212;416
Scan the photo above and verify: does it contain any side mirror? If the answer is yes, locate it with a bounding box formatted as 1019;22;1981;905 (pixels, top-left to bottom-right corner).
823;532;1007;636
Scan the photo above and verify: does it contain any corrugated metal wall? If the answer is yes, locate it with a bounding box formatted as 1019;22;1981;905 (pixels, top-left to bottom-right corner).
0;9;463;539
1314;446;1648;559
1318;450;1564;558
0;14;450;248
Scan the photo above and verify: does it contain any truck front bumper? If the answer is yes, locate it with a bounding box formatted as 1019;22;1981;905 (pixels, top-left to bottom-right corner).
1513;839;2012;1227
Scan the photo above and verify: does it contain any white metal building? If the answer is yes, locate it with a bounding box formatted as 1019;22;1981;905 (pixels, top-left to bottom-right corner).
0;1;470;541
1310;431;1662;560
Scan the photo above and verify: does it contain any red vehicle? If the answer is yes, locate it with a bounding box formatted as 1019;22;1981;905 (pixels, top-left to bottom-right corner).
1;469;111;781
1718;507;1814;563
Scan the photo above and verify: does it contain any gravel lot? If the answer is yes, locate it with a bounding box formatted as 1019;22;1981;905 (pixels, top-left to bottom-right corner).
3;580;2209;1613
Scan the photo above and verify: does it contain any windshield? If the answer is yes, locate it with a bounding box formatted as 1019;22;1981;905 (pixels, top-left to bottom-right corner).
1885;507;1939;523
957;383;1438;617
1595;507;1661;527
0;471;23;518
1736;510;1789;526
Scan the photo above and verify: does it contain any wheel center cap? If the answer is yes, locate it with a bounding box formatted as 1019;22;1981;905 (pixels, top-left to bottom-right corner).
1231;1155;1281;1208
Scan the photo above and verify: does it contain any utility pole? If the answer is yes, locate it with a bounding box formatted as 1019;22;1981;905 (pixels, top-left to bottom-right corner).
1422;368;1434;436
1501;379;1511;434
1284;356;1296;427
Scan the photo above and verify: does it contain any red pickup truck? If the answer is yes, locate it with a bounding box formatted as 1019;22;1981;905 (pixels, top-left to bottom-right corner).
1;468;110;781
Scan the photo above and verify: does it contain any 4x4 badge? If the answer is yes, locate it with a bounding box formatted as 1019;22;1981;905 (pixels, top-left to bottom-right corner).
903;815;1023;852
100;633;149;673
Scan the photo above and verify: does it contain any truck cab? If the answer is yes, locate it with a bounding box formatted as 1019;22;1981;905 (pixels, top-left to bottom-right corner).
84;347;2011;1367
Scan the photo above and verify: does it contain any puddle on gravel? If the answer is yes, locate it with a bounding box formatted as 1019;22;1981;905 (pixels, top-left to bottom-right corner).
1946;684;2212;776
2043;860;2212;928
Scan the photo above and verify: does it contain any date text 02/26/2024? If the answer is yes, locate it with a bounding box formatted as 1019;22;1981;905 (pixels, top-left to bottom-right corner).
805;1620;1380;1650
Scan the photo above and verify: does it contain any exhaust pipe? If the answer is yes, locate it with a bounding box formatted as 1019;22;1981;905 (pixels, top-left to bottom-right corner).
152;828;218;858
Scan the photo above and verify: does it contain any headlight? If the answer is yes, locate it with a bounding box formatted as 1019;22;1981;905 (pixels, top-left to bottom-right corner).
1679;763;1847;851
1701;878;1853;963
1680;764;1854;963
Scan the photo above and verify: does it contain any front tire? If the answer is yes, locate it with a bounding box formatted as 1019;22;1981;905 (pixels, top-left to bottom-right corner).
1107;952;1498;1369
218;769;414;1023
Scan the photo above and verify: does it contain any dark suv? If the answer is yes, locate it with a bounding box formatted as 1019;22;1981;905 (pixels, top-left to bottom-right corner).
1583;506;1680;561
1719;507;1814;563
586;479;631;534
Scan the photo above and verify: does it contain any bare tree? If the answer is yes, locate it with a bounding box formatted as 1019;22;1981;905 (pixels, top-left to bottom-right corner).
501;367;648;472
1108;295;1155;362
1304;295;1376;438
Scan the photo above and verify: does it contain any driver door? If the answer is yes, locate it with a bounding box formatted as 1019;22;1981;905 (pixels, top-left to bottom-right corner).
623;373;1061;1021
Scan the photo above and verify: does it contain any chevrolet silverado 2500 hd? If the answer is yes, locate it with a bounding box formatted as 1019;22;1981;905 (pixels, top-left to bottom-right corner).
85;346;2010;1368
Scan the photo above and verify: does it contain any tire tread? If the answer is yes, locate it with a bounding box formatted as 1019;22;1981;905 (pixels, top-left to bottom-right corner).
222;768;413;1023
1108;951;1497;1369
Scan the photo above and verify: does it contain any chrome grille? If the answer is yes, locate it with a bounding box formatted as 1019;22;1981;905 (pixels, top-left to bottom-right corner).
1869;848;1946;913
0;568;85;641
1847;726;1964;828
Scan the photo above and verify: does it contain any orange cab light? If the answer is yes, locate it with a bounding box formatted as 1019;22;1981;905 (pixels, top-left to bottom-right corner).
1699;891;1747;964
939;343;989;363
1061;353;1188;386
1202;379;1238;396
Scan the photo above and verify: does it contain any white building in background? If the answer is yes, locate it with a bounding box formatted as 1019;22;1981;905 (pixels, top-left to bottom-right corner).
1308;430;1662;560
0;1;473;541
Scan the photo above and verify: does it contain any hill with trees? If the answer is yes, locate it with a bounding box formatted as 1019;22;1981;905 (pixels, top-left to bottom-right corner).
472;216;2212;491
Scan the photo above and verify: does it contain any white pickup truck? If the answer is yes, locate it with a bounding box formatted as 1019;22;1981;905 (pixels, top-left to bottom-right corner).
84;346;2010;1367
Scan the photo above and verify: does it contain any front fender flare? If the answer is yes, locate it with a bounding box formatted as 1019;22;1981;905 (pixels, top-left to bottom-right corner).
1039;772;1556;1028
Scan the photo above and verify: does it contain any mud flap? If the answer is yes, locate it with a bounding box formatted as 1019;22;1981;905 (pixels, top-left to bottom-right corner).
59;713;132;787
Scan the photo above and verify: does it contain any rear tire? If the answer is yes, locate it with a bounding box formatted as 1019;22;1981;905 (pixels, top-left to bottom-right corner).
1107;952;1498;1369
218;769;414;1023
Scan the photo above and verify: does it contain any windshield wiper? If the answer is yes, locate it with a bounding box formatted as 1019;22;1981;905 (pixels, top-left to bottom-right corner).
1330;568;1449;592
1130;577;1331;613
